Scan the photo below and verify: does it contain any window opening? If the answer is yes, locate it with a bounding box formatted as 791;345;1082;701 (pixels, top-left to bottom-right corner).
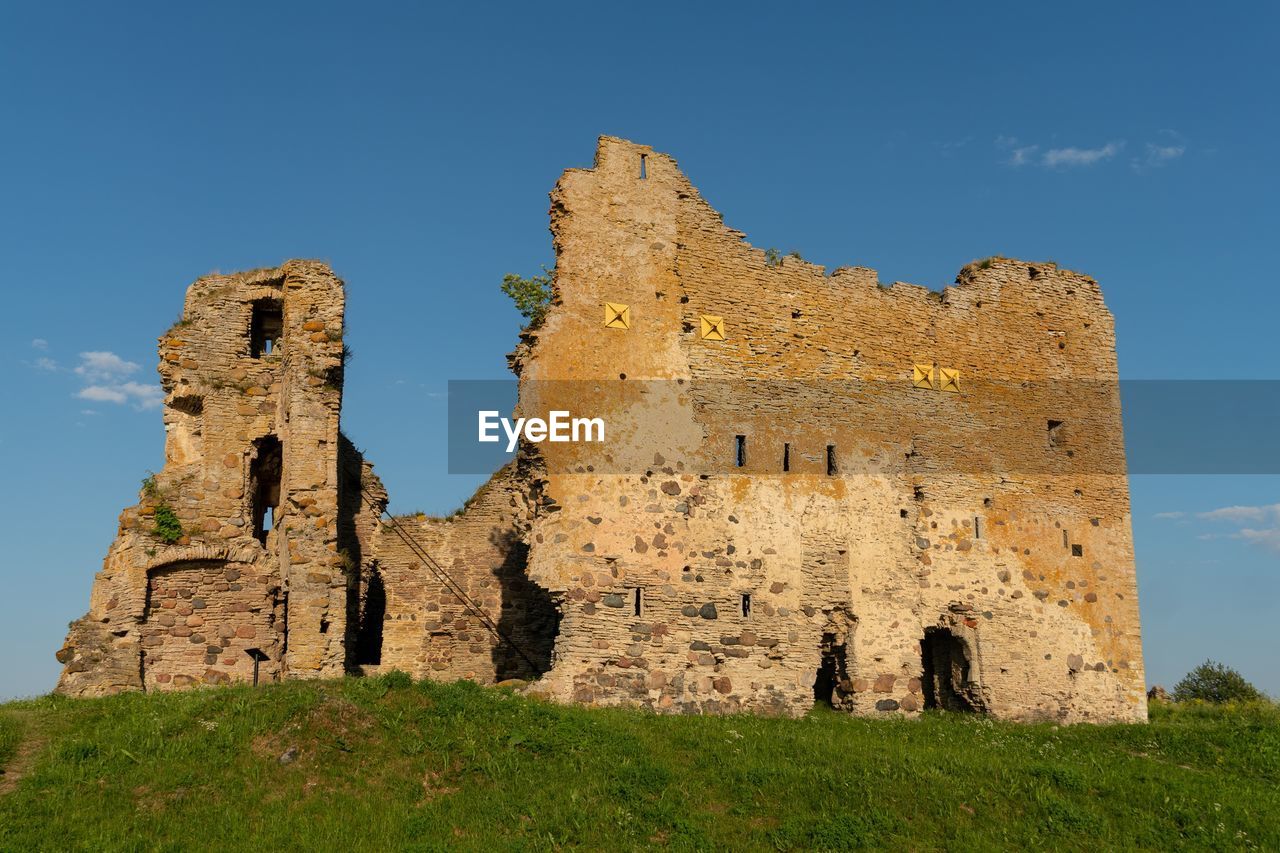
1047;419;1065;448
249;299;283;358
250;435;282;545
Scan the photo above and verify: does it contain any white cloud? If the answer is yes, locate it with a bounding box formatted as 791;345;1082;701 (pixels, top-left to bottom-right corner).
1042;141;1124;168
1010;145;1039;167
1001;133;1186;171
76;380;161;409
24;344;159;414
995;136;1038;166
1197;504;1280;523
77;386;128;404
998;136;1132;168
1132;130;1187;172
1134;143;1185;171
1237;528;1280;553
1153;511;1185;520
1192;503;1280;555
75;351;140;382
119;381;163;408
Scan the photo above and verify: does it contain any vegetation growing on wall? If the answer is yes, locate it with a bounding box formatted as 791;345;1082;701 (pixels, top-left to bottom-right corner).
501;267;554;328
142;473;184;545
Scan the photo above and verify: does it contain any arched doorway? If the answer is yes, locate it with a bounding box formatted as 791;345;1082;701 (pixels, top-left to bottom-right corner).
920;627;985;712
141;559;283;689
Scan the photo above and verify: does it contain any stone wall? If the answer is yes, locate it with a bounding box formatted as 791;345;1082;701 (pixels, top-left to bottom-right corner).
141;558;282;689
509;137;1145;722
362;464;558;683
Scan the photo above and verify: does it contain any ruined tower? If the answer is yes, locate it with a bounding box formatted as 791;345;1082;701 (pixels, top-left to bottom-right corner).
58;262;363;693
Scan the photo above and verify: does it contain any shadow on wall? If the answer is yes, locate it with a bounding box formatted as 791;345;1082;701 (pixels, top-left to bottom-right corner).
492;529;561;681
338;434;382;671
354;562;386;666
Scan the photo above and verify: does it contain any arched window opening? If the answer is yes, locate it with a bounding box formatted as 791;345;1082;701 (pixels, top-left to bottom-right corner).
250;435;282;545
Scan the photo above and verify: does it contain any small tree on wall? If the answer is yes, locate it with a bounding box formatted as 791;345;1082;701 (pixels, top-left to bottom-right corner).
1172;660;1264;703
501;267;554;329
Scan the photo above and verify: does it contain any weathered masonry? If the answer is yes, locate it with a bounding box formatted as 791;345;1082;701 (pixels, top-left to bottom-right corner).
57;137;1146;723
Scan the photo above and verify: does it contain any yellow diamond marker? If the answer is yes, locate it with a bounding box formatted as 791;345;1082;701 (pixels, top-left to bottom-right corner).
700;315;726;341
940;367;960;393
603;302;631;330
912;364;935;389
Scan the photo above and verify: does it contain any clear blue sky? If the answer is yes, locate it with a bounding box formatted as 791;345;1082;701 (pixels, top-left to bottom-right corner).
1;2;1276;701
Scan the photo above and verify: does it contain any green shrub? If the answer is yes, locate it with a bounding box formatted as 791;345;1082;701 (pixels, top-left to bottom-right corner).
501;267;554;328
1173;660;1264;703
152;505;183;544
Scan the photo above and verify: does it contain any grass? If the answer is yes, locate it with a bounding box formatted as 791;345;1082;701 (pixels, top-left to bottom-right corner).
0;676;1276;851
0;713;21;768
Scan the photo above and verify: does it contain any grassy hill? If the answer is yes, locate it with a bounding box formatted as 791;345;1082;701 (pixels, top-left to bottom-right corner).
1;675;1276;851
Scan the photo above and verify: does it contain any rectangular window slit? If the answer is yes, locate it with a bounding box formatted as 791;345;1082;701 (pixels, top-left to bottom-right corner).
1063;530;1069;548
740;593;751;618
1071;543;1083;558
1047;419;1065;448
639;153;647;180
826;445;837;476
631;587;643;616
735;435;746;468
973;517;981;539
250;299;283;358
783;443;791;472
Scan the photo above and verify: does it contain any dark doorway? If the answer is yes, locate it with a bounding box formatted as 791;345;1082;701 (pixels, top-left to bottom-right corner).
355;562;386;665
812;632;847;706
250;435;282;544
920;627;982;712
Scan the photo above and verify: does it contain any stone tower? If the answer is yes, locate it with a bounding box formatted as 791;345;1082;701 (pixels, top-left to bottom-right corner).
58;262;359;694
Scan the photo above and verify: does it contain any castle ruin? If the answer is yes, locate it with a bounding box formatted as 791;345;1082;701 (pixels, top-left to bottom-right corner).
56;137;1146;722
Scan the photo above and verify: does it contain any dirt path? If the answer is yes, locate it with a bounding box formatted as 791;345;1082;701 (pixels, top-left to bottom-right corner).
0;717;45;796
